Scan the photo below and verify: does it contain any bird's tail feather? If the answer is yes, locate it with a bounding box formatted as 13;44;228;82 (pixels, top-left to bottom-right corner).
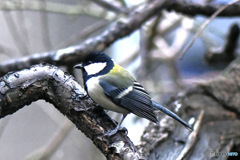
152;101;193;131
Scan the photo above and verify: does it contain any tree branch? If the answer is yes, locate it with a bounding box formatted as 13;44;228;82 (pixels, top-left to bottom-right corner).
90;0;127;13
1;1;240;77
166;0;240;17
138;60;240;159
1;0;240;17
0;0;114;19
204;23;239;66
0;0;167;77
0;64;143;160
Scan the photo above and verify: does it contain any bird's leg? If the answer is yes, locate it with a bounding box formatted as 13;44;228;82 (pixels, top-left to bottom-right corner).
103;114;128;137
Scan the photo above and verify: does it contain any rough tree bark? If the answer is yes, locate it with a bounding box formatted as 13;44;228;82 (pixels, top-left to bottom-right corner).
1;54;240;160
0;0;240;160
0;64;143;160
138;58;240;160
1;0;240;76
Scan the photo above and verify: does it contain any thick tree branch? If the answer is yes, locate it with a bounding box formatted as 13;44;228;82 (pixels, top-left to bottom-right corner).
0;64;143;160
166;0;240;17
138;61;240;159
204;24;239;66
0;0;167;76
1;0;240;77
1;0;240;17
0;1;114;19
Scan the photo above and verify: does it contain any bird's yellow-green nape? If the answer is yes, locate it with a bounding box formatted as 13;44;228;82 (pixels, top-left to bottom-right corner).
109;62;123;74
74;51;193;136
103;62;135;88
110;62;134;79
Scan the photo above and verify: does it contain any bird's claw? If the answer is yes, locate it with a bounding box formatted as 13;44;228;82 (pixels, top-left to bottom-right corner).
103;126;128;137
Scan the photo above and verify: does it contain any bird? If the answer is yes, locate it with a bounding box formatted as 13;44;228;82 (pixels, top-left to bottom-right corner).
74;52;193;136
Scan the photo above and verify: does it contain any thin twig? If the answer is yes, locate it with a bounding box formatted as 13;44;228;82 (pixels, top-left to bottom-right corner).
119;49;139;67
90;0;127;13
147;14;162;50
0;64;142;160
56;20;108;49
15;0;30;52
40;0;52;50
179;0;240;59
0;0;115;19
176;110;204;160
158;14;183;36
2;10;29;55
23;119;73;160
1;0;240;17
0;0;168;77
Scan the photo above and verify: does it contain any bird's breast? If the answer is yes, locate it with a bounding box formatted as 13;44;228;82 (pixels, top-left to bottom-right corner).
86;77;129;114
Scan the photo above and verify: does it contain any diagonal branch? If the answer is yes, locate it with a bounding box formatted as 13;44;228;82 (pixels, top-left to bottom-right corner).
0;0;113;18
138;57;240;159
90;0;127;13
1;0;240;16
0;0;167;77
166;0;240;16
1;1;240;77
0;64;143;160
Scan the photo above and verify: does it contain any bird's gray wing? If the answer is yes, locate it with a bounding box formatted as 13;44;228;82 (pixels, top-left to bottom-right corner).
99;78;158;123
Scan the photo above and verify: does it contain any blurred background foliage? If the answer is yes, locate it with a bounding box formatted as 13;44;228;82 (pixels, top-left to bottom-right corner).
0;0;239;159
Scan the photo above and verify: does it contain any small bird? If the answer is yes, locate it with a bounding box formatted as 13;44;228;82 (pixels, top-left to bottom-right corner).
74;52;192;136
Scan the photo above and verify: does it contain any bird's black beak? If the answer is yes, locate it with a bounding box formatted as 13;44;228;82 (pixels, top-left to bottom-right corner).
74;64;83;69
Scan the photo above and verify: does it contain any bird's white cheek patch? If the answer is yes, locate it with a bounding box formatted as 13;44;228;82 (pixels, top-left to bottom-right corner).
84;62;107;75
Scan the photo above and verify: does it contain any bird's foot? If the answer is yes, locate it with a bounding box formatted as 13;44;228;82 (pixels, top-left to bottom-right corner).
103;126;128;137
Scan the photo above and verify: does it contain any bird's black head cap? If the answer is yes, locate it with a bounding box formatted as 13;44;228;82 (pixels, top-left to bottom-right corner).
83;52;112;65
74;52;114;83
